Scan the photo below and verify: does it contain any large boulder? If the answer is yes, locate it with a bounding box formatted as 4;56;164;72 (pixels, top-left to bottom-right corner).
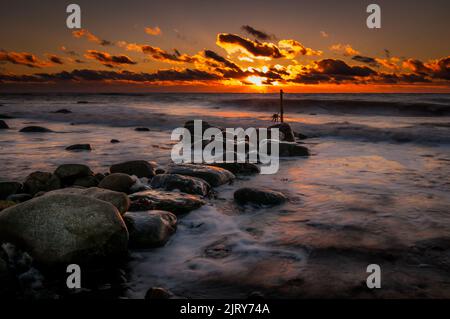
73;175;99;188
268;122;295;142
123;211;177;248
23;171;61;195
129;189;205;215
260;140;310;157
150;174;210;196
110;160;157;178
209;162;260;175
167;164;235;187
54;164;93;185
0;200;16;212
19;126;53;133
0;194;129;266
234;187;287;206
0;120;9;129
99;173;135;194
184;120;214;137
44;187;130;215
0;182;22;200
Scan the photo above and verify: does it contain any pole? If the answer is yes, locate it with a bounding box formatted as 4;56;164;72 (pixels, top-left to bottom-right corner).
280;89;284;123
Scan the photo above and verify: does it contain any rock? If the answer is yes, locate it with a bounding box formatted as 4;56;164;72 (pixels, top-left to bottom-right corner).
279;142;310;157
167;164;235;187
54;164;93;185
77;101;89;104
44;187;130;215
268;122;295;142
0;194;128;266
0;182;22;199
110;139;120;143
19;126;53;133
0;200;16;212
7;193;33;203
123;211;177;248
145;287;173;299
0;247;17;298
73;175;99;187
0;120;9;129
52;109;72;114
150;174;210;196
0;114;14;119
209;162;260;175
234;187;287;206
23;171;61;195
294;131;308;140
155;168;165;175
129;189;205;215
110;160;157;178
99;173;135;194
65;144;92;151
184;120;213;136
135;127;150;132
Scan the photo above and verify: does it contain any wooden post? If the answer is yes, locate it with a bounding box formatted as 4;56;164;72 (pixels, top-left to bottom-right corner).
280;89;284;123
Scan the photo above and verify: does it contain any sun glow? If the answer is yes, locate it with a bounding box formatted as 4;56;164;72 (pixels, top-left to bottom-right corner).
247;75;266;86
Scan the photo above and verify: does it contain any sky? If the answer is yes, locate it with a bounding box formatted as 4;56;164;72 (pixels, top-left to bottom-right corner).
0;0;449;92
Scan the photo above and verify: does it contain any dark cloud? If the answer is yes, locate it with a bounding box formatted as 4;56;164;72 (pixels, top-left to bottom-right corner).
48;55;64;65
352;55;380;67
315;59;376;77
202;50;240;70
85;50;137;67
404;56;450;80
241;25;273;41
123;43;197;64
217;33;284;59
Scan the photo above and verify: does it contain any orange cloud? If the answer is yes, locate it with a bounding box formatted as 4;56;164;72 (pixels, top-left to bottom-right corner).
0;50;50;68
330;44;360;56
145;26;162;36
72;29;111;46
85;50;137;68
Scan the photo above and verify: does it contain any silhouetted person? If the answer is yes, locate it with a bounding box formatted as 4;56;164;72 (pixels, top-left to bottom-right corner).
271;113;279;122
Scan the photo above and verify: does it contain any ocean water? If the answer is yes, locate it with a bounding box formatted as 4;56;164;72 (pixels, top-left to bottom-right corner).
1;93;450;298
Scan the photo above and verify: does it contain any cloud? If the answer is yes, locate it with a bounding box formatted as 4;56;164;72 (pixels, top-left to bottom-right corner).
47;54;64;65
320;31;329;38
278;40;322;58
330;44;360;56
0;50;50;68
404;56;450;80
202;50;241;70
145;26;162;36
60;46;79;56
72;29;111;46
241;25;273;41
85;50;137;67
352;55;380;67
120;42;196;64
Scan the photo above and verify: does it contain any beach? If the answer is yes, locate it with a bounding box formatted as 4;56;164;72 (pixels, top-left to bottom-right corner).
1;93;450;299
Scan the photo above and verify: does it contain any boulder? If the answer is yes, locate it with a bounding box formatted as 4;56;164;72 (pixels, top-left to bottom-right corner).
167;164;235;187
234;187;287;206
99;173;135;194
110;160;157;178
150;174;210;196
0;120;9;129
73;175;99;188
23;171;61;195
0;247;17;298
184;120;214;137
260;140;310;157
19;126;53;133
110;139;120;144
294;131;308;140
135;127;150;132
44;187;130;215
129;189;205;215
0;194;129;266
7;193;32;203
209;162;260;175
0;182;22;200
54;164;93;185
268;122;295;142
145;287;173;299
123;211;177;248
0;200;16;212
65;144;92;151
52;109;72;114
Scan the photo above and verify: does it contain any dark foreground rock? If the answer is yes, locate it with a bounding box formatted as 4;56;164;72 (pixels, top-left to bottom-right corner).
0;200;16;211
110;139;120;143
260;140;310;157
110;160;157;178
129;189;205;214
73;175;99;187
99;173;135;194
7;193;33;203
54;164;93;185
0;120;9;129
135;127;150;132
234;187;287;206
19;126;53;133
44;187;130;215
0;194;128;266
167;164;235;187
150;174;210;196
24;171;61;195
0;247;17;298
65;144;92;151
0;182;22;200
145;287;173;299
123;210;177;248
268;122;295;142
209;162;260;175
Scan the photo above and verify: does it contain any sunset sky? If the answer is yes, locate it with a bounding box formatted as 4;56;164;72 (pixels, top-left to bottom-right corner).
0;0;449;92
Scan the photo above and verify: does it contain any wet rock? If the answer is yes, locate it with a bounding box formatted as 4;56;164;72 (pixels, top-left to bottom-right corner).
260;140;310;157
73;175;99;188
0;120;9;129
54;164;93;185
0;114;14;119
7;193;33;203
155;168;165;175
150;174;211;196
123;210;177;248
99;173;135;194
145;287;173;299
23;171;61;195
294;131;308;140
0;247;17;298
110;160;157;178
129;189;205;215
184;120;214;136
19;126;53;133
0;200;16;212
44;187;130;215
77;101;89;104
0;182;22;200
110;139;120;144
209;162;260;175
52;109;72;114
65;144;92;151
167;164;235;187
135;127;150;132
234;187;287;206
268;122;295;142
0;194;128;266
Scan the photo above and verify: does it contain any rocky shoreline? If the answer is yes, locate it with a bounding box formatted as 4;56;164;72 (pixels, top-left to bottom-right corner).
0;120;310;299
